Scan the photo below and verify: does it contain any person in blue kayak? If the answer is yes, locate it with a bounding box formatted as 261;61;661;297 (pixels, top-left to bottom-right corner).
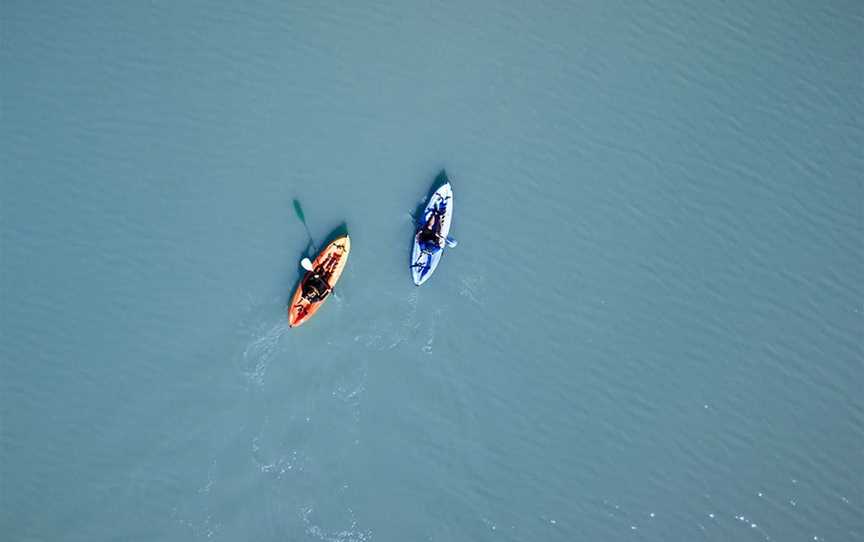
417;210;445;252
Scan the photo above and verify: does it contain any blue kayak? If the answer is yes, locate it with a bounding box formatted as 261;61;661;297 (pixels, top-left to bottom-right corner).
411;181;454;285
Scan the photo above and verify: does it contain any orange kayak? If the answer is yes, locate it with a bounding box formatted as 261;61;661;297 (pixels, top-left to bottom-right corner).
288;235;351;328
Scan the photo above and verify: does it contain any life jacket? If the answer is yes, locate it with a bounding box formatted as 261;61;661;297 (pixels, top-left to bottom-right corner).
418;213;443;251
303;273;330;302
418;228;440;248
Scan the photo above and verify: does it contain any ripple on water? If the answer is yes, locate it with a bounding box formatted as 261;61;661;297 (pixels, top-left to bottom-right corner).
301;507;372;542
235;297;290;386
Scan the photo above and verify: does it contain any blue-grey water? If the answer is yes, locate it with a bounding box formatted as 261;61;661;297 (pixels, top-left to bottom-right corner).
2;1;862;541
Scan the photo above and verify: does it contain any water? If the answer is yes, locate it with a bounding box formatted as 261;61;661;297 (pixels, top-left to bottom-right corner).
2;1;862;540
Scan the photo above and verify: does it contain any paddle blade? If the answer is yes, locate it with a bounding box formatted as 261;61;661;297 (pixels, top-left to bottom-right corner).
300;257;314;271
446;236;458;248
292;199;307;224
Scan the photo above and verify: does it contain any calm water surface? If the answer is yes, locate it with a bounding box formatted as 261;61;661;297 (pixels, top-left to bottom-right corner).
2;1;862;540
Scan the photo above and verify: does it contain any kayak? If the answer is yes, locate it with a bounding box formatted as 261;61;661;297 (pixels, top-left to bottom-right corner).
288;235;351;327
411;181;453;285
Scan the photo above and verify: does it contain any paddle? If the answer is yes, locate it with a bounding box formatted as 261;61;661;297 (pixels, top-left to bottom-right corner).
293;198;319;271
292;199;316;251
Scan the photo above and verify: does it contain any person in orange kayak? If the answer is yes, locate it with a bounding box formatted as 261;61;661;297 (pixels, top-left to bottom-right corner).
302;267;331;302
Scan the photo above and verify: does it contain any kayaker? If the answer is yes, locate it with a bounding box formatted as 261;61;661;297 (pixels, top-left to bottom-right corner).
302;269;331;302
417;211;444;252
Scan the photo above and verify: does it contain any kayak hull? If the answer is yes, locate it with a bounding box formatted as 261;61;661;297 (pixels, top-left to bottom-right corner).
288;235;351;327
